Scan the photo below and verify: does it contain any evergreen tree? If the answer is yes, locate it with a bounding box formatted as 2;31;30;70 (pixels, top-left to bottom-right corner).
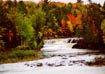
77;0;83;3
88;0;92;4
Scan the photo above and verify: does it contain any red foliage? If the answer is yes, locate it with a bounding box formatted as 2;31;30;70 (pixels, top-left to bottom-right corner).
58;26;68;34
8;30;14;42
67;14;77;25
91;24;97;36
59;18;68;33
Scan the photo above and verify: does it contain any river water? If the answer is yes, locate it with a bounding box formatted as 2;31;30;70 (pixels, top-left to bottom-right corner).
0;48;105;74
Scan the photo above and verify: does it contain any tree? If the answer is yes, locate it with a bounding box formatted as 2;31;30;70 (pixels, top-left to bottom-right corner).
32;7;46;49
101;19;105;34
77;0;83;3
6;3;35;48
88;0;92;4
101;19;105;44
0;26;6;50
14;12;34;48
17;1;26;14
6;1;47;49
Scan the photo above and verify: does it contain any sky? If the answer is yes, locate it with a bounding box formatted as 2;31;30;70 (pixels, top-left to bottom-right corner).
30;0;105;6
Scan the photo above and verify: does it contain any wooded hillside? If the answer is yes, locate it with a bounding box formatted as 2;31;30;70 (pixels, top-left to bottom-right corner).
0;0;105;50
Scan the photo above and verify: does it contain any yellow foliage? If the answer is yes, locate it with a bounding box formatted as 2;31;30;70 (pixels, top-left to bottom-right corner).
100;7;105;12
38;32;43;39
76;12;82;25
67;21;74;32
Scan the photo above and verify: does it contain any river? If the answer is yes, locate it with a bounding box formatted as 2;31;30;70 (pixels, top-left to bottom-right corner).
0;48;105;74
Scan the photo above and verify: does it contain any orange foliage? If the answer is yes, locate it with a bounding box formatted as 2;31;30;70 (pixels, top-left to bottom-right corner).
44;28;55;37
25;6;30;11
48;28;53;33
44;31;48;36
76;12;82;25
59;18;68;33
67;13;82;30
67;14;77;26
61;18;66;27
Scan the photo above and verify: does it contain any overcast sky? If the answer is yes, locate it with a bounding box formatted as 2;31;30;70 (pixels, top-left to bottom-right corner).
30;0;105;5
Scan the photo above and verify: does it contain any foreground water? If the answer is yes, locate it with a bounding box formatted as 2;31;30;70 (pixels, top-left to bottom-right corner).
0;48;105;74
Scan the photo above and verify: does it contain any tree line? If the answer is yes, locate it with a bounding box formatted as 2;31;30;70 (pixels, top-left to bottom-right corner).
0;0;105;50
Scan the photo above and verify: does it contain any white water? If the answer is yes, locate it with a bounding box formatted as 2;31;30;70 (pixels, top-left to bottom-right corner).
0;49;105;74
0;38;105;74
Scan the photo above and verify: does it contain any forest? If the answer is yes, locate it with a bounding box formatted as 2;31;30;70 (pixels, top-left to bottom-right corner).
0;0;105;51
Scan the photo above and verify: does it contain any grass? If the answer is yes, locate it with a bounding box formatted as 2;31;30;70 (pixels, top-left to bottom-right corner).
0;49;44;64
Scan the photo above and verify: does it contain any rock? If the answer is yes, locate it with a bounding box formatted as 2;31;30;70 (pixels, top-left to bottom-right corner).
47;63;54;67
68;63;73;66
55;64;64;67
62;57;68;59
37;63;43;67
30;64;36;67
54;62;65;67
24;63;29;66
30;65;33;67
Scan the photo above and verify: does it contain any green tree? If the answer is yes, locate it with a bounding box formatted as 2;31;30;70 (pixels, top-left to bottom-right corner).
17;1;26;14
32;7;46;49
77;0;83;3
14;12;34;48
6;5;34;48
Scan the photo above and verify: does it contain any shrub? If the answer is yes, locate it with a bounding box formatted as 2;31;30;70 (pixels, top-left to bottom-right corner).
0;54;8;60
23;50;37;56
0;40;5;50
0;49;43;64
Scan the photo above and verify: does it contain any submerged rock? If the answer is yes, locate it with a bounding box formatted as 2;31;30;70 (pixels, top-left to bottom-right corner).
37;63;43;67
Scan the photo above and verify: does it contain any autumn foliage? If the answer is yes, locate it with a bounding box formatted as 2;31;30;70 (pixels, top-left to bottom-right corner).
0;0;105;49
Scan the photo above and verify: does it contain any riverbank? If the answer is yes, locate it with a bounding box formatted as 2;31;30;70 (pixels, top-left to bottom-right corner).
0;48;105;65
0;49;43;64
